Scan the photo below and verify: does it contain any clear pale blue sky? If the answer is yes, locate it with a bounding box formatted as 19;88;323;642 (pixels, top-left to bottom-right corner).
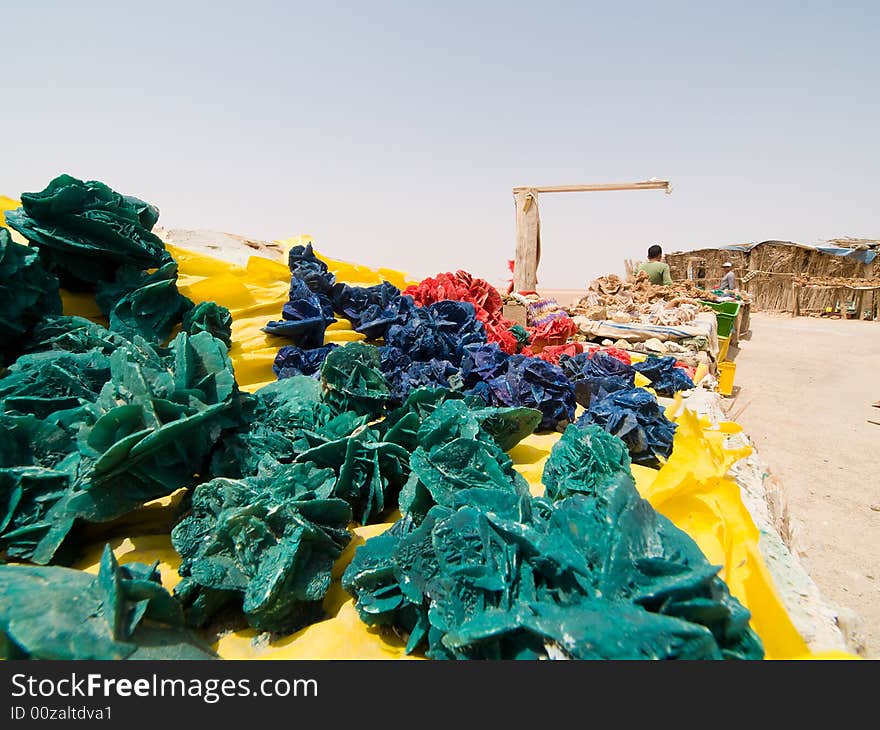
3;1;878;287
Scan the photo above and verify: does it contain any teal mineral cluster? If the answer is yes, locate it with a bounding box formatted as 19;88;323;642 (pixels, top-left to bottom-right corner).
173;371;547;634
0;228;62;365
343;422;764;660
0;545;216;659
0;175;238;565
0;325;241;564
4;174;172;290
209;373;410;526
172;464;352;633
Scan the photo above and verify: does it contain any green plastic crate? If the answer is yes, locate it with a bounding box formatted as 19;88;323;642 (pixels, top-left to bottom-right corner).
701;300;741;317
701;300;740;338
715;312;737;338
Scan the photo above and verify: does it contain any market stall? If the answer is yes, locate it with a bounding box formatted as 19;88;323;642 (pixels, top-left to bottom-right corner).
0;175;852;660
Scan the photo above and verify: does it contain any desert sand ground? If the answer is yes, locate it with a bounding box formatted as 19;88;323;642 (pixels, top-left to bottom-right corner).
726;312;879;657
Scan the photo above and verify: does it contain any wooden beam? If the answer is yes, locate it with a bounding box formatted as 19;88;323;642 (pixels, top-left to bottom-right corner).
512;180;671;194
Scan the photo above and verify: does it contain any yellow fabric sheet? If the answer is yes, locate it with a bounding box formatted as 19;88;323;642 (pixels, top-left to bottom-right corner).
0;195;16;220
28;237;842;659
0;196;27;243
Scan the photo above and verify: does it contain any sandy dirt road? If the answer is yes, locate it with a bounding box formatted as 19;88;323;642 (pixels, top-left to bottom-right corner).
727;312;879;657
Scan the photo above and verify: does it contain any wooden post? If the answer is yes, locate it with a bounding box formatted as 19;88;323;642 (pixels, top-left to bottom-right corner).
792;282;800;317
513;188;540;292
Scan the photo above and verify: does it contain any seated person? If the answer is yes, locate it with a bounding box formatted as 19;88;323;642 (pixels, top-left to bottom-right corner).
637;244;672;285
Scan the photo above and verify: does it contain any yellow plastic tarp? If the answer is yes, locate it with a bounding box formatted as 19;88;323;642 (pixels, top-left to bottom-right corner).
0;196;27;244
0;195;16;221
33;237;841;659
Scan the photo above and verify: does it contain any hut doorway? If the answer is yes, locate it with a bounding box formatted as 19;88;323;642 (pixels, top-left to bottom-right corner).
687;257;708;287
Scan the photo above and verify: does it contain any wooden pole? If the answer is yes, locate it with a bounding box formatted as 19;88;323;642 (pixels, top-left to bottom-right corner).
513;188;540;292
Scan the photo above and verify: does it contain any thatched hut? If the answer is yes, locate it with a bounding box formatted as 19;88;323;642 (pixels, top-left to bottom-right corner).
665;246;749;290
823;238;879;278
665;240;878;315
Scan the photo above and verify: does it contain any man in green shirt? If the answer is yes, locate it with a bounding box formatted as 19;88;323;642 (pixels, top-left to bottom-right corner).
637;244;673;285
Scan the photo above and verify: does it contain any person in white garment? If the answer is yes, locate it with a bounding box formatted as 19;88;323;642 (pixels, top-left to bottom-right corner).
719;262;736;291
